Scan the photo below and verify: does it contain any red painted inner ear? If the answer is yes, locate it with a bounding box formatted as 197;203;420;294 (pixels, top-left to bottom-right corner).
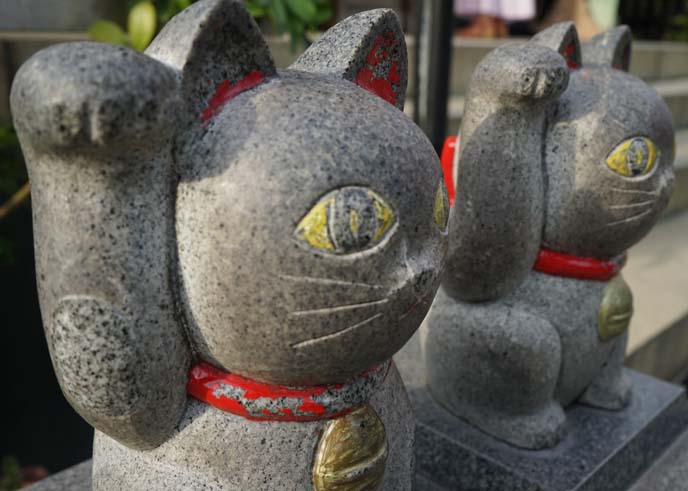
355;31;401;106
201;70;265;123
562;42;580;70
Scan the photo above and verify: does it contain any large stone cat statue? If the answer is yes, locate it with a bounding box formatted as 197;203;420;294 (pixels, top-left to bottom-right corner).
423;22;674;449
11;1;448;488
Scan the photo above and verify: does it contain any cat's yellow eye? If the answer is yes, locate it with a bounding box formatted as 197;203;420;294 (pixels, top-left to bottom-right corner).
606;137;659;177
433;182;449;231
295;187;396;254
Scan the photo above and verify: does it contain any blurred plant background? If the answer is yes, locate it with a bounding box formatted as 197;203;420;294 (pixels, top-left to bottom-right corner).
89;0;334;52
0;0;335;267
0;125;26;265
619;0;688;41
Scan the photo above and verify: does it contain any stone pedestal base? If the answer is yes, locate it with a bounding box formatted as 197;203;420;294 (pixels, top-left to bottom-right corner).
25;461;91;491
396;335;688;491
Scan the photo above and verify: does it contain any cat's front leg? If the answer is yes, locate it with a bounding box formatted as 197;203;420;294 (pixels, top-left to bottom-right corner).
579;331;632;409
11;42;190;450
424;288;566;449
443;42;569;303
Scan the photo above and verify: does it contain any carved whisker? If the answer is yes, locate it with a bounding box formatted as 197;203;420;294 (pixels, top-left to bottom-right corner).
291;312;384;349
610;200;657;210
604;208;653;227
611;188;658;197
279;274;383;290
288;298;389;317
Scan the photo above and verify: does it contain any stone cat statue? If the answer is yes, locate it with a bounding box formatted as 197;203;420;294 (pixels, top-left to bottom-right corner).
11;1;448;488
423;22;675;449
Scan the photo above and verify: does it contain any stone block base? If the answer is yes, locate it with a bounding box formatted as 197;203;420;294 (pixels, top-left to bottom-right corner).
396;336;688;491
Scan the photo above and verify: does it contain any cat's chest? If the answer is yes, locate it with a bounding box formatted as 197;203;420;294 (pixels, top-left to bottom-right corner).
510;271;630;339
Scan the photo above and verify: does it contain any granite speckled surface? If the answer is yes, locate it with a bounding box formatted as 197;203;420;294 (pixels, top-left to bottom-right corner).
11;0;447;489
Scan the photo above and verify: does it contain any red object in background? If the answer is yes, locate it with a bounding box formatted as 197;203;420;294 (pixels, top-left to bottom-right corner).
533;247;626;281
440;136;457;205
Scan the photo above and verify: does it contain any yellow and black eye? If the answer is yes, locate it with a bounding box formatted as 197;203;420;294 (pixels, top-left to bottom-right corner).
295;187;396;254
433;181;449;232
606;137;659;177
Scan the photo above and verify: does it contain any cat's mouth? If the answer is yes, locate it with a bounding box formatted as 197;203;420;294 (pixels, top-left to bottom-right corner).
289;305;388;350
280;239;441;351
285;275;436;350
601;187;661;229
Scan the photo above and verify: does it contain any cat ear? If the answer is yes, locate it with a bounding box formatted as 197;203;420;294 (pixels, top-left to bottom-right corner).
530;21;582;70
146;0;276;123
290;9;407;110
582;26;632;72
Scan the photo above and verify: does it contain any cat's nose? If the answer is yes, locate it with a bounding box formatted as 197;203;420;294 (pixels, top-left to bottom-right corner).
413;269;435;296
662;169;676;194
392;239;439;293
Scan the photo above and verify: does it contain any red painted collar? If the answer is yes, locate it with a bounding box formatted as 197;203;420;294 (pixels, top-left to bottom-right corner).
187;361;390;422
533;247;626;281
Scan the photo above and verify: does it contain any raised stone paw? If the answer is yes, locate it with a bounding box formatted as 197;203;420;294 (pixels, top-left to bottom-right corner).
477;44;569;104
516;63;569;101
579;368;632;410
11;42;178;150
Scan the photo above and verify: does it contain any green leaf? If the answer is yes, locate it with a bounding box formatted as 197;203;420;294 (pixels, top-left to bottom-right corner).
286;14;307;51
0;456;21;491
128;1;157;51
156;0;176;23
270;0;289;32
311;6;333;25
285;0;316;22
246;2;267;17
174;0;192;9
88;20;129;45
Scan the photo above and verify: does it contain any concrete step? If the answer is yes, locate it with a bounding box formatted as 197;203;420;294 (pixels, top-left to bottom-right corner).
652;77;688;128
625;209;688;361
434;38;688;96
270;35;688;98
629;426;688;491
445;77;688;133
666;128;688;216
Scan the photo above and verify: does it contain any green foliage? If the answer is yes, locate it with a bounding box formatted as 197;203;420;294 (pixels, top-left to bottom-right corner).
128;1;158;51
90;0;334;52
0;125;27;265
657;0;688;42
247;0;333;50
668;13;688;42
0;126;26;197
0;456;22;491
154;0;192;24
89;1;157;51
88;20;129;46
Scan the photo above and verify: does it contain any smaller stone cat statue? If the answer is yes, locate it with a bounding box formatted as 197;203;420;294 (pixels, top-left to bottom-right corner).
423;22;675;449
11;1;447;489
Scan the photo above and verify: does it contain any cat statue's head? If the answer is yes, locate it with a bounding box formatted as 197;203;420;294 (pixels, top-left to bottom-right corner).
148;0;447;385
533;23;675;258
